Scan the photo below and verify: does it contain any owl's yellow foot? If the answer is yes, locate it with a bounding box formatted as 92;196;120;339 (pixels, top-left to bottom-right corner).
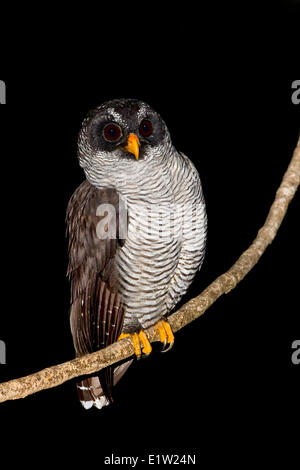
154;320;175;353
118;330;152;359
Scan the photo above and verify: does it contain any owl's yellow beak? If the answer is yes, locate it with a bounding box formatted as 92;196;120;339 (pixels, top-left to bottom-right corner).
123;133;140;160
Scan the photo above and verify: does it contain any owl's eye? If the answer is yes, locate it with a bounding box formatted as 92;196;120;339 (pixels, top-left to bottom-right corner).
103;123;122;142
139;119;153;137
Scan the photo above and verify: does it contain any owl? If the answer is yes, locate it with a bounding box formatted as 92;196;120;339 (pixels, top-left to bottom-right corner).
66;99;207;409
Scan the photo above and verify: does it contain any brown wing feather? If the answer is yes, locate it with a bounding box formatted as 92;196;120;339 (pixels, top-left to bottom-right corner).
66;180;127;402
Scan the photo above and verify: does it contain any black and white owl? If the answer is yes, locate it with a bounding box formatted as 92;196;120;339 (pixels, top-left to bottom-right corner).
66;99;207;409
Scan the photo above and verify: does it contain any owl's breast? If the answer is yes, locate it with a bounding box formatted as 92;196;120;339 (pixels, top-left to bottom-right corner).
117;191;182;330
116;153;206;331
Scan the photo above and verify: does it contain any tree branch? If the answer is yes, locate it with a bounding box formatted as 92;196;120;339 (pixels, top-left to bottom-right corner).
1;134;299;404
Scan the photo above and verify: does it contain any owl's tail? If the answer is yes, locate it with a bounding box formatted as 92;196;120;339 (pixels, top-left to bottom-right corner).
77;377;109;410
76;359;133;410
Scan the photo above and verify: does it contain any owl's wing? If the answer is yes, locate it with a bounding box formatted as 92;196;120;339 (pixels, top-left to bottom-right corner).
66;180;127;401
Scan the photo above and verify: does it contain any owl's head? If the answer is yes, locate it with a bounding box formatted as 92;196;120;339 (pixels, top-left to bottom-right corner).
77;99;174;183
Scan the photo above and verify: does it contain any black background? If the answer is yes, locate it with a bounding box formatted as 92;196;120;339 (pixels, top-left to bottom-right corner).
0;1;299;466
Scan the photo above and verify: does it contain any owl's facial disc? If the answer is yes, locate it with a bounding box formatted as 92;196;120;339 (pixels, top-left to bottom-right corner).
84;99;169;165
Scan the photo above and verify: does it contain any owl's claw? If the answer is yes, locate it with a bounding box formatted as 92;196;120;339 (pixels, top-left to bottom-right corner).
154;320;175;353
118;320;174;357
118;332;142;359
161;340;174;353
118;330;152;359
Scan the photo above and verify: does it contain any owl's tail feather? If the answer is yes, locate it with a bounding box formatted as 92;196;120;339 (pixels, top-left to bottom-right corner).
77;377;109;410
77;359;133;410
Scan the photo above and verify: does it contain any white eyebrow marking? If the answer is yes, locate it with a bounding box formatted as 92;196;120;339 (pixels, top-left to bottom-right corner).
107;108;124;124
137;104;148;119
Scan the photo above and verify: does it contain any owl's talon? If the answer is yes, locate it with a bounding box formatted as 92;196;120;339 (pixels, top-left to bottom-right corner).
154;320;175;353
118;330;152;358
142;352;151;358
138;330;152;356
161;340;174;353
